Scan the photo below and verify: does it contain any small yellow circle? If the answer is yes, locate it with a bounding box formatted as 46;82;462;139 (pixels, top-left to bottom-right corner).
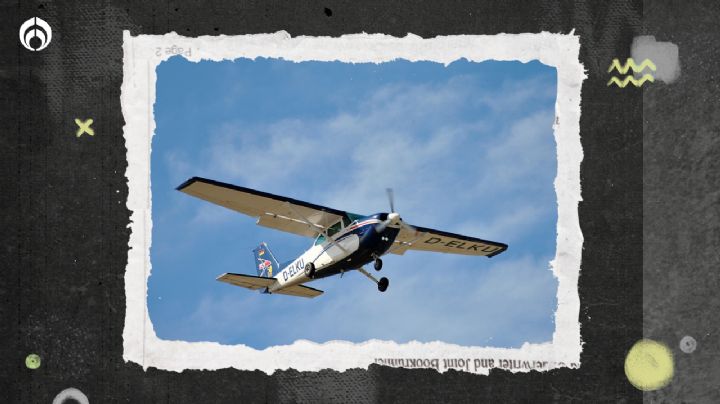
625;339;674;391
25;353;41;370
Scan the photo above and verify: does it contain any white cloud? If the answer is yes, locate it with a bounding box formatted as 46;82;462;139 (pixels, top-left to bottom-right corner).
174;74;556;214
455;204;547;244
176;254;557;347
190;203;236;225
475;73;557;113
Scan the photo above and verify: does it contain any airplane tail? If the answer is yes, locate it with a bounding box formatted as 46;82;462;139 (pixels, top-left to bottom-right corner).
253;242;281;278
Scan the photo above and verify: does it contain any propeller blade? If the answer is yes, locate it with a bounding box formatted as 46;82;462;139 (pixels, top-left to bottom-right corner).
386;188;395;213
377;215;414;234
400;220;417;234
375;219;391;233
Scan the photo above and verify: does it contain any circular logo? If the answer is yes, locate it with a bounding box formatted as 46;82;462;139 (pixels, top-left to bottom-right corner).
19;17;52;51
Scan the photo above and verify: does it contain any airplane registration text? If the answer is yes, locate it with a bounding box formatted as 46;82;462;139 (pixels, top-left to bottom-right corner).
282;258;305;282
423;237;502;253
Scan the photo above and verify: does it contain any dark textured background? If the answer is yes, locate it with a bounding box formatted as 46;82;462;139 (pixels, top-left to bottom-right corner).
5;0;709;402
642;2;720;403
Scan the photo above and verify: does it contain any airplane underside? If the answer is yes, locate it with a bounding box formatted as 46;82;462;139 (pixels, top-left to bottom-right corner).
312;230;394;277
286;222;399;292
180;176;508;298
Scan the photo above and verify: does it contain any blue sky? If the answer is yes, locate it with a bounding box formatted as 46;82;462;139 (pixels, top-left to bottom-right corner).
148;56;558;349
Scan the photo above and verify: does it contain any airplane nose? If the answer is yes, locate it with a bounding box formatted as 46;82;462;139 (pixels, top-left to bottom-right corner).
388;212;401;224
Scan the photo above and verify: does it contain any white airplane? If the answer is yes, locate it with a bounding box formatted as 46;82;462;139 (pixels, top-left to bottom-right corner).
177;177;508;298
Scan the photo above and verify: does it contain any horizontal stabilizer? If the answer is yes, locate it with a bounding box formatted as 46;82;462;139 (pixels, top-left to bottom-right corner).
273;284;324;298
217;273;323;298
217;273;275;290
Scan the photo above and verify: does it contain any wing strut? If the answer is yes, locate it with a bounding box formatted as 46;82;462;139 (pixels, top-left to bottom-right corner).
282;201;326;234
283;201;349;254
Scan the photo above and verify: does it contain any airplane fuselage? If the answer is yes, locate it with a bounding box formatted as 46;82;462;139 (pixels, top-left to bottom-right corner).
269;213;398;292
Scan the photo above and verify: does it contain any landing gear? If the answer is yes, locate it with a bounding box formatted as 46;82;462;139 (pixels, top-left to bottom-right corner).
374;258;383;271
304;262;316;279
358;267;389;293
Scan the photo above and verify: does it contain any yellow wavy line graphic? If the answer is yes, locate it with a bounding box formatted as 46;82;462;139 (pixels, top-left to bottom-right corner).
607;74;655;88
608;58;657;74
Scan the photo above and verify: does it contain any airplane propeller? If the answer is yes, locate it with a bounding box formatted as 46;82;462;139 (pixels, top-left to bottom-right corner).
386;188;395;213
375;188;417;233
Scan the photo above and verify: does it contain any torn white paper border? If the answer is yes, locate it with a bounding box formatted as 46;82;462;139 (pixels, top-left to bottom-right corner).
121;31;585;374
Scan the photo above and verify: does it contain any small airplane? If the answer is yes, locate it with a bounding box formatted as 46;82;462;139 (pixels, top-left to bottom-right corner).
177;177;508;298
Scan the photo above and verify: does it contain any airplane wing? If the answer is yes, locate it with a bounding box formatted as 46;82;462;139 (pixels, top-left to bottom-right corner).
273;284;324;298
177;177;352;238
216;273;276;290
389;225;508;257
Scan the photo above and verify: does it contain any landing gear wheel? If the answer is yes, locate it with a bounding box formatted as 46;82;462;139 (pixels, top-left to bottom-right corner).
374;258;383;271
377;277;389;292
304;262;316;279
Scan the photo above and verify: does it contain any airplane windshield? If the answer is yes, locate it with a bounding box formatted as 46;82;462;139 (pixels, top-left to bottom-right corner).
314;220;343;245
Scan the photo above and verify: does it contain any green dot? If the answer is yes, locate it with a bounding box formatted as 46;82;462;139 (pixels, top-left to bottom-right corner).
25;353;41;369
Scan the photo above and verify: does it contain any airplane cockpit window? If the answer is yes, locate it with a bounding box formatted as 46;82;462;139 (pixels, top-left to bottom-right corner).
314;220;343;245
327;221;342;237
